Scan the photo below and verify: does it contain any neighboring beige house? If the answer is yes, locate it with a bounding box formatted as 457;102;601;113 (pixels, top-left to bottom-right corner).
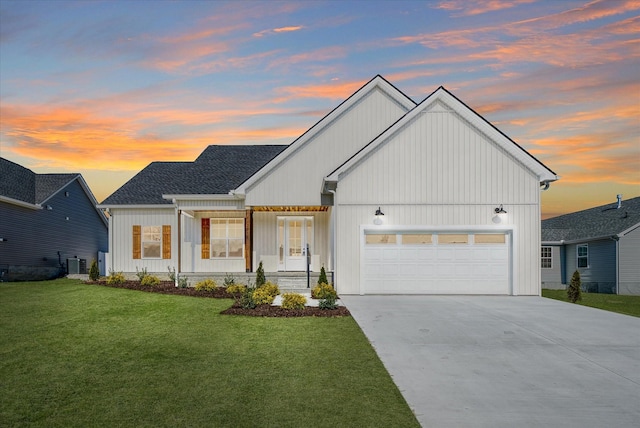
99;75;558;295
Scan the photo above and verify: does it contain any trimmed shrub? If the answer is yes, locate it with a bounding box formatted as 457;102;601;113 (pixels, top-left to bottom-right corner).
281;293;307;310
312;283;336;300
318;265;328;285
176;276;188;288
141;275;161;287
319;294;338;310
252;287;276;305
88;259;100;281
135;267;148;281
567;270;582;303
226;284;247;295
256;261;266;288
106;270;126;285
195;278;217;292
259;281;280;297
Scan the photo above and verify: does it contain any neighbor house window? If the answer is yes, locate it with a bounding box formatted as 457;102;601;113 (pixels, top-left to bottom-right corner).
577;244;588;268
211;218;244;258
541;246;552;269
133;225;171;259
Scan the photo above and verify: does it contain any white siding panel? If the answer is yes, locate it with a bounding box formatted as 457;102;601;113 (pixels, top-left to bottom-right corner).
619;226;640;295
245;89;408;206
109;208;177;274
333;109;542;296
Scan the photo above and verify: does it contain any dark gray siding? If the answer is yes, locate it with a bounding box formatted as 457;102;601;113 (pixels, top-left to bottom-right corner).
0;180;108;281
569;239;616;294
619;226;640;295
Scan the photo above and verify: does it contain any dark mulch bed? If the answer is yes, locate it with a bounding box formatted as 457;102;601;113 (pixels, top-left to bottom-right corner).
85;280;350;317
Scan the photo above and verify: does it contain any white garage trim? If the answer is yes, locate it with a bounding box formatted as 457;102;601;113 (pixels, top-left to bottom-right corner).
360;225;516;295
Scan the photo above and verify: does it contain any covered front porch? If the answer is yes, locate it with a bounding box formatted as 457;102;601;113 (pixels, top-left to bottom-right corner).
176;201;332;276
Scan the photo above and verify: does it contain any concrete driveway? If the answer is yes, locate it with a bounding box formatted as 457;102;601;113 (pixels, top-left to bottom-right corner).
340;295;640;428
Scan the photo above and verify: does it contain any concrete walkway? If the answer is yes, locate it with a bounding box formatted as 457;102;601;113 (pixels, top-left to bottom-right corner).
340;295;640;428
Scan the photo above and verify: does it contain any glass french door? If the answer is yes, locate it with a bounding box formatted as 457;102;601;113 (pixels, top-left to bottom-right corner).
278;217;313;271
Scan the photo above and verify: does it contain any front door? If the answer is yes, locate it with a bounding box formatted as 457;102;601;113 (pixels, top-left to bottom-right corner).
278;217;313;271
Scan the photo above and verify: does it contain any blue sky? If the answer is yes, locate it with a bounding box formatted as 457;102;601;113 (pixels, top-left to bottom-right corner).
1;0;638;217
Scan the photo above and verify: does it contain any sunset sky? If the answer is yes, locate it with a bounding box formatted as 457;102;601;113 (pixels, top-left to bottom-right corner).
1;0;638;218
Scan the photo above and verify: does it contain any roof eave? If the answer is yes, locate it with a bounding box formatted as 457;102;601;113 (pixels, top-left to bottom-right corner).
0;195;42;210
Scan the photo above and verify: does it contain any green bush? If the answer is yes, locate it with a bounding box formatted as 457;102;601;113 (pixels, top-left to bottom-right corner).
256;261;266;288
241;288;256;309
195;278;217;292
176;276;188;288
223;273;236;288
281;293;307;310
252;287;276;305
318;265;328;285
312;283;336;300
88;259;100;281
135;267;148;281
319;294;338;310
141;275;161;287
167;266;177;282
567;270;582;303
106;270;126;285
226;284;247;295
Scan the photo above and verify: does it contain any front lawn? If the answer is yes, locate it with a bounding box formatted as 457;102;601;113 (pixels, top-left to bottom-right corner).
0;279;419;427
542;289;640;317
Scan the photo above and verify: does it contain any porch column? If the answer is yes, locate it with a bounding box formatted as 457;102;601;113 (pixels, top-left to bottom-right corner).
245;208;253;272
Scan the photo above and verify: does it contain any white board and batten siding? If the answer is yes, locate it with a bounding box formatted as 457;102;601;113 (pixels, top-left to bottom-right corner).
244;87;411;206
107;207;177;273
333;104;542;295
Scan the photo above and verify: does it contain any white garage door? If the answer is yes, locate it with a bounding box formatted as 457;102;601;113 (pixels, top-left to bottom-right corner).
362;231;510;294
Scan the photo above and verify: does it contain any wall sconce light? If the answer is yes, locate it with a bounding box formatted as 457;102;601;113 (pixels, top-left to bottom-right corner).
374;207;384;225
493;204;507;223
65;191;70;197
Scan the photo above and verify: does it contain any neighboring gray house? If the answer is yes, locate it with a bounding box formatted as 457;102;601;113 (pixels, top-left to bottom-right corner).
0;158;109;281
541;195;640;295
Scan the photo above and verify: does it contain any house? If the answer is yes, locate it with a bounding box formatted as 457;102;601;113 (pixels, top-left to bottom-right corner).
542;195;640;295
0;158;109;281
99;75;558;295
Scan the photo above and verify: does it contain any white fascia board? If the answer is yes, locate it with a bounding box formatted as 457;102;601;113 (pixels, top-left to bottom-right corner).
96;204;174;209
326;87;559;184
234;75;416;195
162;194;244;201
0;195;42;210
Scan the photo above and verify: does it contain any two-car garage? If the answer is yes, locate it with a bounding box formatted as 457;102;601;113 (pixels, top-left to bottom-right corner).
361;228;512;295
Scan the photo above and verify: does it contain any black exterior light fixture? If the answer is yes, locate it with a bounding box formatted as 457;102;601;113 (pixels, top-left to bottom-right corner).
374;207;385;225
493;204;507;223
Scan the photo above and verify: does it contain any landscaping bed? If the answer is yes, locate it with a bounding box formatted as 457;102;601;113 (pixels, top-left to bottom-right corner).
87;280;350;317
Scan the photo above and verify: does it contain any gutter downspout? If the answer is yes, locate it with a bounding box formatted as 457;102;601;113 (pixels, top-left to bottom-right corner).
328;189;337;292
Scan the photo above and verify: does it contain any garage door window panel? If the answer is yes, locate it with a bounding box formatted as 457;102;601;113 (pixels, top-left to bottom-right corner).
474;234;506;244
438;234;469;244
366;234;397;245
401;234;433;245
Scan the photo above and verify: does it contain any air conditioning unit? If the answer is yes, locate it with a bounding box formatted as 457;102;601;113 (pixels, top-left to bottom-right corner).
79;259;87;274
67;258;80;275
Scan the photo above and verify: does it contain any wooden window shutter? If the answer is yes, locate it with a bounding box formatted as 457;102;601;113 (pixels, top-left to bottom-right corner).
162;225;171;259
201;218;210;259
132;225;141;259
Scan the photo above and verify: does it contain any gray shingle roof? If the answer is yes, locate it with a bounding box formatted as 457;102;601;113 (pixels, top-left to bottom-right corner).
0;158;79;204
101;145;288;205
542;196;640;242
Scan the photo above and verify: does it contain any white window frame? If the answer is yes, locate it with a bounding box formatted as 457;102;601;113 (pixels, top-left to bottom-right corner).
210;218;244;259
577;244;589;268
142;225;162;259
541;246;552;269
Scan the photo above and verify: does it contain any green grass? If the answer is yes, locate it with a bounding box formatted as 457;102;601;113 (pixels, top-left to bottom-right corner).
542;289;640;317
1;279;419;427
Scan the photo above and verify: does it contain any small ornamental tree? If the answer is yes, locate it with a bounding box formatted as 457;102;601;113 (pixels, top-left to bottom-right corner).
255;261;266;288
88;259;100;281
317;265;328;285
567;270;582;303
